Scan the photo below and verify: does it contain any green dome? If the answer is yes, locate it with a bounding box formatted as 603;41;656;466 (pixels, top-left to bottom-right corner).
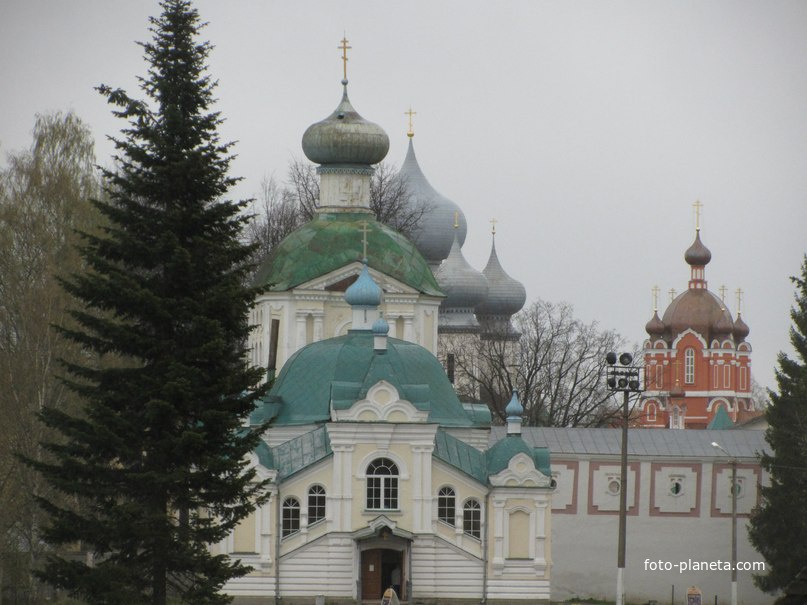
254;211;443;297
257;331;476;427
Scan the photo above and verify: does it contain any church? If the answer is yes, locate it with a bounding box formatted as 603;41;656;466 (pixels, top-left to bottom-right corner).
223;53;553;604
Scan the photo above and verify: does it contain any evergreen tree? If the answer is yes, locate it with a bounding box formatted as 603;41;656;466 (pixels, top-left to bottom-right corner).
28;2;268;604
748;255;807;593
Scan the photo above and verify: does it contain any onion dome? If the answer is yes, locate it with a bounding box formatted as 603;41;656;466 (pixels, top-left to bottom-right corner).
685;231;712;266
476;234;527;319
398;137;467;267
662;289;730;341
505;390;524;418
645;310;665;337
435;232;489;332
713;308;735;337
372;316;390;336
733;314;750;341
302;82;389;167
345;259;382;307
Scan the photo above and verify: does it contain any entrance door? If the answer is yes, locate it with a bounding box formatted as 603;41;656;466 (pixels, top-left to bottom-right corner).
361;549;404;601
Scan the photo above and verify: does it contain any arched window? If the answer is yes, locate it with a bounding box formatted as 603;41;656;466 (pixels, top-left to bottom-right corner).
463;499;481;539
438;487;456;526
282;497;300;538
366;458;399;511
684;348;695;384
646;402;657;422
308;485;326;525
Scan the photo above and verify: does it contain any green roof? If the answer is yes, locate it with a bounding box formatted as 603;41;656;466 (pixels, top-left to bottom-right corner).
253;211;443;297
253;331;476;428
707;405;735;430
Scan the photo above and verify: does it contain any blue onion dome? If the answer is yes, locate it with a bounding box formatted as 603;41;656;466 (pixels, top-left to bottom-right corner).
505;390;523;419
372;316;390;335
435;233;489;311
345;259;382;307
475;236;527;318
733;314;750;341
398;137;467;266
302;82;390;166
685;230;712;266
645;310;665;337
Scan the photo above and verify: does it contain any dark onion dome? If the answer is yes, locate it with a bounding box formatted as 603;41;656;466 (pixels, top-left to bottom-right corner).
344;259;382;307
645;310;665;337
253;211;443;298
302;83;389;166
733;314;750;341
684;230;712;266
661;288;732;341
475;236;526;319
435;233;488;318
713;307;735;337
398;137;467;266
256;331;478;427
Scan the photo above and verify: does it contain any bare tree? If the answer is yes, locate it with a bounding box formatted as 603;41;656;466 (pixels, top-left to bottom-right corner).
0;111;101;601
448;300;627;427
244;176;304;267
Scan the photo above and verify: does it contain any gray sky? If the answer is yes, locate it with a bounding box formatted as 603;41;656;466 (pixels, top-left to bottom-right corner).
2;1;806;391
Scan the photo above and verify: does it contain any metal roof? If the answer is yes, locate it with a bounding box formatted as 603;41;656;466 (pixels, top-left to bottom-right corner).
490;427;769;460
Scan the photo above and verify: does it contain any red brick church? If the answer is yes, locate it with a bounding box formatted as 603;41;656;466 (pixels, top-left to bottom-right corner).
638;219;759;429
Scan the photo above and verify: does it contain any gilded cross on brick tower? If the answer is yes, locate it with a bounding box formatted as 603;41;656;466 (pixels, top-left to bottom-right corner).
359;220;369;260
405;107;416;138
652;286;660;312
736;287;744;315
338;36;352;81
693;200;704;231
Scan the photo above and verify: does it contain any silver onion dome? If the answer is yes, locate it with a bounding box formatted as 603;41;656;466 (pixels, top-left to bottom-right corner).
435;232;488;333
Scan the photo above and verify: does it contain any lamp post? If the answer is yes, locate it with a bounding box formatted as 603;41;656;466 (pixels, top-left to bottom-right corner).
712;441;738;605
605;352;643;605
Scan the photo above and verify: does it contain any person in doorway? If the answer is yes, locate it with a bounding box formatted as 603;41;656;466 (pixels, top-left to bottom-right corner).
390;564;401;597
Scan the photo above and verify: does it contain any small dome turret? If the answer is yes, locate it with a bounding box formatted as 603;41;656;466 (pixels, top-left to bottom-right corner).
345;259;382;308
685;230;712;267
733;314;750;341
713;308;734;337
645;310;665;337
476;230;527;336
302;83;389;167
435;232;488;332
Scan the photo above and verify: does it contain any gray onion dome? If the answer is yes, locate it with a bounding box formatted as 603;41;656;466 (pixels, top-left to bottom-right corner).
645;310;665;337
685;231;712;266
435;232;488;332
398;138;467;266
475;237;526;318
302;83;389;166
733;314;750;341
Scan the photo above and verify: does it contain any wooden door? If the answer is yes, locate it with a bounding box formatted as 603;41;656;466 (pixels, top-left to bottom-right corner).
361;549;383;600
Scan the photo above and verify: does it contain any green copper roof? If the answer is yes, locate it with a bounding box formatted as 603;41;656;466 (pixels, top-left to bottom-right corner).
707;405;735;430
253;211;443;297
254;331;475;428
486;435;552;478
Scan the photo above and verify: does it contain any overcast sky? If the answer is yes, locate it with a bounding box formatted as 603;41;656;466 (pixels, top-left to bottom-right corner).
2;1;806;391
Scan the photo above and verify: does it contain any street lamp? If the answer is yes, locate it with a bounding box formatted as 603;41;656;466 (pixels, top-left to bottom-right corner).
712;441;738;605
605;352;643;605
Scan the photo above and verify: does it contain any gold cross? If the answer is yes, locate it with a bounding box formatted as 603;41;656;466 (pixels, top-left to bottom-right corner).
338;36;352;80
719;285;727;302
453;211;459;229
490;218;498;236
652;286;659;312
359;220;369;259
693;200;704;231
405;107;416;138
669;288;677;303
736;288;744;315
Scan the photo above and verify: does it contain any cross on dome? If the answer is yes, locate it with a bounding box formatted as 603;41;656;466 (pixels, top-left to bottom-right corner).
338;36;351;81
405;107;416;138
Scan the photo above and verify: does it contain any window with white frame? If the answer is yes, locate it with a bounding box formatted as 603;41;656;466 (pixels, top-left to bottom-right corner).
463;499;481;539
308;485;326;525
366;458;399;511
438;487;455;526
684;348;695;384
282;497;300;538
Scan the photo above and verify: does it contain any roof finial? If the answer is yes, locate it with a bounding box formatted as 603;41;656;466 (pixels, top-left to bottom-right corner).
359;220;370;260
669;287;677;303
338;35;352;83
405;107;416;138
693;200;703;232
490;217;497;236
736;287;744;315
453;211;459;229
719;285;727;302
652;285;659;312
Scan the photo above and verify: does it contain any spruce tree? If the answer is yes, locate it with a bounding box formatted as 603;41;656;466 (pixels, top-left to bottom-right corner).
28;2;268;604
748;255;807;592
